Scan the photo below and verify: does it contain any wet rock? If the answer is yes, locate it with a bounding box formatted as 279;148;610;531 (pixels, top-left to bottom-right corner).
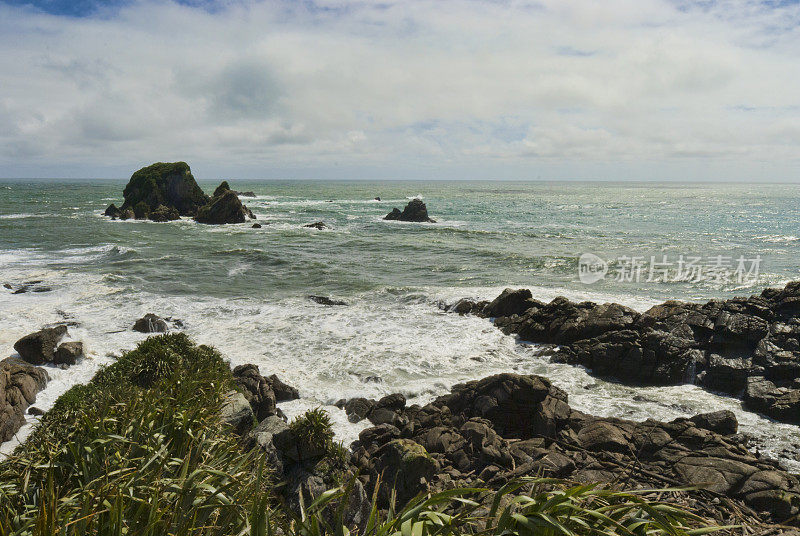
688;410;738;435
383;199;435;223
483;288;536;318
0;357;49;442
28;406;44;416
13;326;68;365
304;221;328;230
119;209;135;220
344;398;375;423
252;223;262;228
374;196;381;201
104;203;121;218
744;376;800;424
133;314;169;333
236;191;256;197
53;341;83;366
309;295;347;306
267;374;300;402
9;280;52;294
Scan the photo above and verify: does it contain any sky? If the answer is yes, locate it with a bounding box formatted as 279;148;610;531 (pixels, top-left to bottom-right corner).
0;0;799;180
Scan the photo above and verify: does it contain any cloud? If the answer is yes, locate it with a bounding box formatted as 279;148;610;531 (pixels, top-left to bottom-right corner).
0;0;798;179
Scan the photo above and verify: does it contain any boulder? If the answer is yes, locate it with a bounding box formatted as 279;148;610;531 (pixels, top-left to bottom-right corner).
53;341;83;366
267;374;300;402
195;190;250;224
383;199;435;223
133;314;169;333
483;288;535;318
344;398;376;423
120;162;209;216
688;410;738;435
13;326;68;365
252;223;262;228
148;204;180;222
744;376;800;424
220;391;255;435
373;439;438;505
0;357;50;442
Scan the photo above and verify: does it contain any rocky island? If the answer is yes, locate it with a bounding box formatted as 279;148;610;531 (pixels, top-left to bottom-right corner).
104;163;256;224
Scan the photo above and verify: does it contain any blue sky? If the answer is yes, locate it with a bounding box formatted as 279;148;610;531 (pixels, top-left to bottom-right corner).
0;0;799;180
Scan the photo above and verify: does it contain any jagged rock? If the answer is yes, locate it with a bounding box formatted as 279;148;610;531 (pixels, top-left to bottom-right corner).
195;190;250;224
148;204;180;222
13;326;68;365
132;314;168;333
53;342;83;366
213;181;231;197
220;391;255;435
104;203;121;218
8;280;52;294
344;398;376;423
304;221;328;230
119;209;135;220
236;191;256;197
349;373;800;520
0;357;49;442
383;199;435;223
119;162;209;216
454;282;800;425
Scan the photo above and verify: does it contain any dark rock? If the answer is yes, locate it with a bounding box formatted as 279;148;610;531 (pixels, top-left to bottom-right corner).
374;197;381;201
104;203;121;218
383;199;435;223
309;295;347;306
132;314;169;333
0;357;49;442
120;162;209;216
235;191;256;197
376;393;406;411
9;281;52;294
13;326;68;365
373;439;438;505
3;283;11;289
195;190;250;224
28;406;44;416
252;223;262;228
148;204;180;222
483;288;536;318
744;376;800;424
688;410;738;435
344;398;376;423
213;181;231;197
119;209;135;220
304;221;328;230
53;341;83;366
232;364;277;421
267;374;300;402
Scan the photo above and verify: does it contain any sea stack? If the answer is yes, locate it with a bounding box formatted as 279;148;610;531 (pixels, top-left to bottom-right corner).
114;162;209;218
383;198;436;223
195;181;256;224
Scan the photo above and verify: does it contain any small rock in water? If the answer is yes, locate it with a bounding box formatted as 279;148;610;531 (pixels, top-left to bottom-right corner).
3;283;12;289
374;196;381;201
303;221;328;230
252;223;262;228
14;325;68;365
132;313;169;333
308;295;347;306
383;198;435;223
53;341;84;366
28;406;45;416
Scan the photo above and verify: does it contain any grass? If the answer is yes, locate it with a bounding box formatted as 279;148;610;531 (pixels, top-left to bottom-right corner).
0;334;725;536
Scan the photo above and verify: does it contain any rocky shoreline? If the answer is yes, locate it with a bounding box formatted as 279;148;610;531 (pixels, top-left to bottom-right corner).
449;282;800;426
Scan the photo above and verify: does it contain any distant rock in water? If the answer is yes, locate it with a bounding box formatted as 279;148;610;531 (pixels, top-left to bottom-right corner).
236;191;256;197
303;221;328;230
120;162;209;217
383;199;435;223
104;203;120;218
252;223;262;228
309;295;347;306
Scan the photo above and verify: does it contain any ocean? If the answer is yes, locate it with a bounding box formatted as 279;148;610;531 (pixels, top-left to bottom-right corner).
2;179;800;469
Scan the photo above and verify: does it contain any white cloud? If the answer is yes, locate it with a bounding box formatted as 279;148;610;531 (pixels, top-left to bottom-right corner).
0;0;799;179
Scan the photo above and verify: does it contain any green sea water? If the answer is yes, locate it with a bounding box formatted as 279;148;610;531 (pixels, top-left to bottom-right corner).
2;179;800;468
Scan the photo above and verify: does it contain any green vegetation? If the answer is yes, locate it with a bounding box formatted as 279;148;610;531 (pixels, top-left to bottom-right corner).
0;334;724;535
120;162;208;214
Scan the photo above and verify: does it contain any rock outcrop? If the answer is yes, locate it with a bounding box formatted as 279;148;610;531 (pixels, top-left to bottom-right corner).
13;326;68;365
0;358;49;442
232;364;299;421
451;283;800;425
348;373;800;522
195;184;256;225
120;162;209;217
383;199;435;223
132;314;169;333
